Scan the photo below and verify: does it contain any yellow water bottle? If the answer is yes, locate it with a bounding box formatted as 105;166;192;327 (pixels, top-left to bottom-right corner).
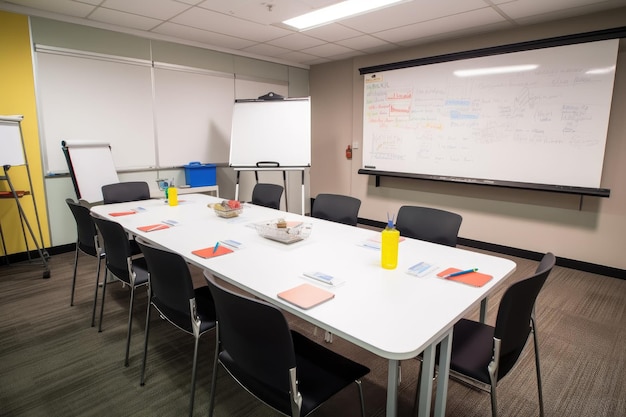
168;186;178;206
381;219;399;269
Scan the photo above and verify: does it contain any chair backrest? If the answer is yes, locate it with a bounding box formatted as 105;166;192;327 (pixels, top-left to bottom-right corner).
311;193;361;226
206;274;297;412
395;205;462;247
493;252;556;380
91;216;133;282
251;183;284;210
101;181;150;204
66;198;99;256
135;239;197;331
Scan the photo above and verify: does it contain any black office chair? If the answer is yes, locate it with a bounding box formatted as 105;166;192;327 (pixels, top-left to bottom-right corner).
205;272;370;417
101;181;150;204
395;205;462;247
311;193;361;226
251;183;284;210
65;198;104;327
91;215;149;367
135;238;217;417
414;252;556;417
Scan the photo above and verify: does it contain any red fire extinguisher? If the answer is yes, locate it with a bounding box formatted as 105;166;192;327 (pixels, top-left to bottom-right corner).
346;145;352;159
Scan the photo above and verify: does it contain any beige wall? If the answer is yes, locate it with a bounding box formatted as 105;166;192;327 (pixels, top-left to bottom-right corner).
310;8;626;270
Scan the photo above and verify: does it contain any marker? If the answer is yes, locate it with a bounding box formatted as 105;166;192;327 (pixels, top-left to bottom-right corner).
442;268;478;279
212;241;220;254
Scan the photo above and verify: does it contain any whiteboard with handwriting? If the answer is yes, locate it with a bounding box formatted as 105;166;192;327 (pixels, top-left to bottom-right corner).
362;39;619;189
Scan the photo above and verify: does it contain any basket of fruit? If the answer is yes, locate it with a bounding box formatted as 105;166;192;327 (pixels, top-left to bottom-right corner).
209;200;243;218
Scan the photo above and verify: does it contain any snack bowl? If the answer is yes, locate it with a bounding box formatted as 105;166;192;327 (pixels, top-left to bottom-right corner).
209;201;243;218
254;219;312;244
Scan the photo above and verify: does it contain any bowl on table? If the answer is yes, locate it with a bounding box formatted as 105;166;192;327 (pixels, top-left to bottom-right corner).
254;219;312;244
209;200;243;218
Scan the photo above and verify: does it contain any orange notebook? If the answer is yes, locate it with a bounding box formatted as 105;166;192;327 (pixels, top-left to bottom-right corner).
137;224;169;232
109;211;136;217
277;283;335;310
437;268;493;287
192;245;233;259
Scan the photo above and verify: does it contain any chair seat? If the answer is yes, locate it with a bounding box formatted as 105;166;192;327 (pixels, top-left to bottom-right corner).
219;330;369;416
153;286;217;334
110;257;149;287
449;319;495;385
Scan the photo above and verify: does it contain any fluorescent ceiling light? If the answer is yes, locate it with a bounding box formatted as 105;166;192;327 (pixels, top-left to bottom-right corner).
283;0;410;31
454;64;539;77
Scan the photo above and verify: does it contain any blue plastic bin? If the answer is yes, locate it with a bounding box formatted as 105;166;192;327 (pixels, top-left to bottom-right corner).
184;162;216;187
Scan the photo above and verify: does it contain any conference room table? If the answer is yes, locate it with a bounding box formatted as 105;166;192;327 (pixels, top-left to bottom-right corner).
91;194;516;417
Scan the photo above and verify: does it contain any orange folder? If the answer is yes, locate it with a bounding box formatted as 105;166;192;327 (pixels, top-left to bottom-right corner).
136;224;169;232
277;283;335;310
192;245;233;259
437;268;493;287
109;211;136;217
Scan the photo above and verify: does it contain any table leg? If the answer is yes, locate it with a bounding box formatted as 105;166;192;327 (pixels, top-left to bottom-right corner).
434;329;453;417
418;344;436;417
386;359;399;416
480;298;488;323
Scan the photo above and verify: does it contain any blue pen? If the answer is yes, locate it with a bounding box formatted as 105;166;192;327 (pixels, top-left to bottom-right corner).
442;268;478;279
212;241;220;254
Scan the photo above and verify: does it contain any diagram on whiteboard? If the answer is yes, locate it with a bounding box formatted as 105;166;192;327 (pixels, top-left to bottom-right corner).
362;39;618;189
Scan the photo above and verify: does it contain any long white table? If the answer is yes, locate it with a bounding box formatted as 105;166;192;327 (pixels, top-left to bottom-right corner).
91;194;516;417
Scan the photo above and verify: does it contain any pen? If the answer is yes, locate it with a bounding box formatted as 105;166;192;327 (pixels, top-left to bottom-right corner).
212;241;220;254
442;268;478;278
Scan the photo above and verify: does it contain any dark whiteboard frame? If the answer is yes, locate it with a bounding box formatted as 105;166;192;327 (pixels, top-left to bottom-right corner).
358;26;626;198
358;169;610;197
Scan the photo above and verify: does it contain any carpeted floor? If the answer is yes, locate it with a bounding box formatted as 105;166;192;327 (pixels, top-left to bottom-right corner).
0;248;624;417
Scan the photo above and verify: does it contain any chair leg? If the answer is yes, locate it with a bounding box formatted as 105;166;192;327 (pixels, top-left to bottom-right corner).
140;301;152;386
124;285;136;367
98;270;108;332
188;335;200;417
208;330;220;417
90;257;102;327
531;316;545;417
489;376;498;417
70;243;79;306
355;379;366;417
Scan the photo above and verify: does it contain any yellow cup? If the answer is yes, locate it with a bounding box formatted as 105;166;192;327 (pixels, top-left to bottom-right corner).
168;187;178;206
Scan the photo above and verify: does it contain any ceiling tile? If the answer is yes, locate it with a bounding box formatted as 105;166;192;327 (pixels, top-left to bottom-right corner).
101;0;190;20
153;22;257;50
241;43;291;57
340;0;489;34
375;7;506;44
267;32;326;50
5;0;94;17
336;34;392;51
90;7;161;31
171;6;291;42
301;42;354;58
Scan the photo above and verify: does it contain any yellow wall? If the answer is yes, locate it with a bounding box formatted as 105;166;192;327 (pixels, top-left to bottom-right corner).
0;11;50;253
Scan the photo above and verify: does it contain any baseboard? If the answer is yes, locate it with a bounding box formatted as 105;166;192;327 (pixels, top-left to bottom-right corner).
1;243;74;266
358;217;625;280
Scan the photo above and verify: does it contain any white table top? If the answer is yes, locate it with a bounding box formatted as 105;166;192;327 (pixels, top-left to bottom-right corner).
91;194;516;361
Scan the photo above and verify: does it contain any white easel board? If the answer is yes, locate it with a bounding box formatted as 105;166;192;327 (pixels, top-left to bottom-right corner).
0;115;26;167
63;141;119;203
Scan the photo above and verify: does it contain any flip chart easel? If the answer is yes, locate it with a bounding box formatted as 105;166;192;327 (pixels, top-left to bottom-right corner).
229;94;311;215
234;164;306;215
0;115;50;278
62;140;120;203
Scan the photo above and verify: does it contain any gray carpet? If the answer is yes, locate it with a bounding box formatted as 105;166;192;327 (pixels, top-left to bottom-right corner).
0;248;624;417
